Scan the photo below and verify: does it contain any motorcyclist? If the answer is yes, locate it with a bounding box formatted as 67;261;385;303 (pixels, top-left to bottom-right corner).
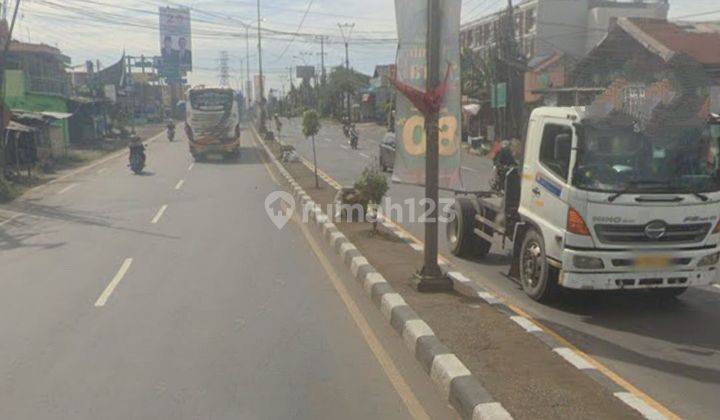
342;117;351;138
349;124;359;149
491;140;517;193
129;136;146;166
274;114;283;134
166;120;176;141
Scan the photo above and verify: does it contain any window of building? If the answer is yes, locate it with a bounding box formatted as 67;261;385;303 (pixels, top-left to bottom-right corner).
540;124;573;180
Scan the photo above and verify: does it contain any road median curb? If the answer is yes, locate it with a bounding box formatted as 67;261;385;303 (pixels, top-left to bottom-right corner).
251;125;513;420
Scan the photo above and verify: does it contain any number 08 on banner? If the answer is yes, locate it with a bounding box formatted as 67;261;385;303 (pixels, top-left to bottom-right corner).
402;115;459;157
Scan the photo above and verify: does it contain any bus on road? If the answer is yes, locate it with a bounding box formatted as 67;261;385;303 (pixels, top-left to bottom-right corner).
185;87;241;161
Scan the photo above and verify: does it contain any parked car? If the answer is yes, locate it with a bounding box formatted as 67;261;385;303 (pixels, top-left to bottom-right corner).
379;132;396;172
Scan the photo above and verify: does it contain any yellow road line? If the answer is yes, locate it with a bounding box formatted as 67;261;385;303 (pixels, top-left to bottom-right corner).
250;126;430;420
283;135;679;419
151;204;168;224
174;179;185;190
95;258;133;307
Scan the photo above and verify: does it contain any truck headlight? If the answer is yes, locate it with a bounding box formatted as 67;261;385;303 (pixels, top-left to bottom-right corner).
573;256;604;269
698;252;720;267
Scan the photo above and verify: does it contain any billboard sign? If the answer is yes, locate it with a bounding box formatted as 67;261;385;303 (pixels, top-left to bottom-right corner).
392;0;462;190
296;65;315;81
159;6;192;80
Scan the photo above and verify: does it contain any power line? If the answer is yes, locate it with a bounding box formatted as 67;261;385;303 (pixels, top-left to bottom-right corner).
274;0;315;62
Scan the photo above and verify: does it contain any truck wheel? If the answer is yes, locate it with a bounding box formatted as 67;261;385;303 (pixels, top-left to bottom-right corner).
447;197;491;258
519;229;560;302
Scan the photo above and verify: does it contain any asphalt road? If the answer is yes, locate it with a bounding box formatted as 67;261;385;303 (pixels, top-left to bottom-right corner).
279;117;720;420
0;126;455;419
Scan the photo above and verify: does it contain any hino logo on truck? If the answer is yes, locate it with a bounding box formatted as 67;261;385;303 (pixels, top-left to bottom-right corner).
644;221;668;239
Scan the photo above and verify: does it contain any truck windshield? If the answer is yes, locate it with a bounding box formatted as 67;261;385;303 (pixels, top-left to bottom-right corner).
573;123;720;194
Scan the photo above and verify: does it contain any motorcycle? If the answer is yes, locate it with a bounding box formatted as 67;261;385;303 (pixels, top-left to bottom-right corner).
167;127;175;142
350;130;359;150
129;144;146;174
342;124;351;139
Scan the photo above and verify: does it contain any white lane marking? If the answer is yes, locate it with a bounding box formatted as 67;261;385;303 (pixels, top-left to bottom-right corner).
97;168;107;175
340;145;350;150
0;214;21;227
713;284;720;290
553;347;595;370
174;179;185;190
614;392;667;420
461;166;480;173
95;258;133;307
188;163;194;171
359;153;370;159
151;204;168;224
57;183;77;195
510;316;542;333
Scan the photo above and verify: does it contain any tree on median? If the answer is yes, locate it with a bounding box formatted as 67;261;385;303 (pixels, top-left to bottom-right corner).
302;109;321;188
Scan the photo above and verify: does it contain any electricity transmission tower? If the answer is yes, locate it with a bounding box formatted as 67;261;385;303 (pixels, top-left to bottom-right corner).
218;51;230;87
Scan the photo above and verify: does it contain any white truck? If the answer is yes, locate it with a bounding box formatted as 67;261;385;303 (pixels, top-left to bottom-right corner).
448;107;720;302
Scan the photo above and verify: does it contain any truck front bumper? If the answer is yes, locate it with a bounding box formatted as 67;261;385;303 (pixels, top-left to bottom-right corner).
559;247;719;290
190;141;239;154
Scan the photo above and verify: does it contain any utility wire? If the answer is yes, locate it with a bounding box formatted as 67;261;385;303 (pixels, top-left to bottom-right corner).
274;0;315;62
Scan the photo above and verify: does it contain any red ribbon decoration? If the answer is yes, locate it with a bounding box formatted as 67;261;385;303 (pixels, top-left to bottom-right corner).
388;62;452;117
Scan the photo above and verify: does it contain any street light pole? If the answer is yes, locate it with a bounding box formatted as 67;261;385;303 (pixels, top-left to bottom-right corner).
415;0;450;291
338;23;355;122
257;0;266;132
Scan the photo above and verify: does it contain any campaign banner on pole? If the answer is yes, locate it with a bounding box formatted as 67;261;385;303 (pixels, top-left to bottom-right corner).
159;6;192;80
392;0;462;190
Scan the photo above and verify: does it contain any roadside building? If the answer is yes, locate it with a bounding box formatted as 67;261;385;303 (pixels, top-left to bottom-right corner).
461;0;668;61
571;17;720;105
460;0;670;115
3;41;73;157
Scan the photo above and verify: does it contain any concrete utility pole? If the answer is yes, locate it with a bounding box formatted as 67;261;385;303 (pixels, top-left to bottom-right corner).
415;0;449;291
245;26;251;105
257;0;266;131
338;22;355;122
316;35;327;86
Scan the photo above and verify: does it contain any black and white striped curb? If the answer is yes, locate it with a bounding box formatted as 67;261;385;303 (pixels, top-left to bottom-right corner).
378;221;669;420
252;128;513;420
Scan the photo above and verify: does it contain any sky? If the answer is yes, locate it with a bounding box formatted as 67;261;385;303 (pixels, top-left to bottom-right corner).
11;0;720;94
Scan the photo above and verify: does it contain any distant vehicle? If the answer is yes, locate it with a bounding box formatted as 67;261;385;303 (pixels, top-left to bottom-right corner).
379;132;396;172
185;87;241;161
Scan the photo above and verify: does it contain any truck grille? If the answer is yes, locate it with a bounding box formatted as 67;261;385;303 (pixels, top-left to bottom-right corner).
595;223;711;245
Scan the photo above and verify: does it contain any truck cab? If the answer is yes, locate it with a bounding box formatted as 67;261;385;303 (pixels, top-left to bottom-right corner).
448;107;720;302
